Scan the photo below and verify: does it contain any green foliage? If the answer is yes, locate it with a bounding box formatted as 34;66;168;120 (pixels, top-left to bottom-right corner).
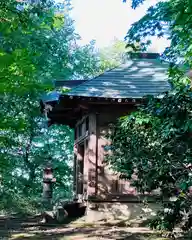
0;0;104;214
106;88;192;231
123;0;145;9
125;0;192;65
1;119;74;212
97;39;128;72
107;0;192;232
0;0;121;214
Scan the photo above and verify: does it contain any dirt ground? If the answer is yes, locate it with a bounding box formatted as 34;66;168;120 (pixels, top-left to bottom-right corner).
0;215;189;240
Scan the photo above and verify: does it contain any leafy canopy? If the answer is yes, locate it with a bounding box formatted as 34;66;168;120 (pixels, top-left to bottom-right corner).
106;0;192;232
0;0;106;213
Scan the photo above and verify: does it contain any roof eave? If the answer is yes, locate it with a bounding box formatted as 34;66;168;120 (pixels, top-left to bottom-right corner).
60;94;143;104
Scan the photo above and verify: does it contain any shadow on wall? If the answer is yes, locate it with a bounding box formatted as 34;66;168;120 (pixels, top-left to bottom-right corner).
97;126;137;199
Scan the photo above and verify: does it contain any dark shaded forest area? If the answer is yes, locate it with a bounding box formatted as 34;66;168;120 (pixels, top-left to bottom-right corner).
0;0;125;214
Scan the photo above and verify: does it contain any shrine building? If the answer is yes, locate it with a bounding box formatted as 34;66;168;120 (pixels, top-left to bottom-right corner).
41;52;170;220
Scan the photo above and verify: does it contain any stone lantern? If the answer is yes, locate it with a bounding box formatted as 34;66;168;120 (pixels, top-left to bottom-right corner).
42;166;56;209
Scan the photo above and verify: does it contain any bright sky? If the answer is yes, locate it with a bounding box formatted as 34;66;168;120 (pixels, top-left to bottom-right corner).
67;0;170;52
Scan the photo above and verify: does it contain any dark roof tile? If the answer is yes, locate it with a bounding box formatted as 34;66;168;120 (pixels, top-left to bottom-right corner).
63;58;170;99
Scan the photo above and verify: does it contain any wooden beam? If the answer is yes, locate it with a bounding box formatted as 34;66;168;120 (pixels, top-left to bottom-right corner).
87;114;97;198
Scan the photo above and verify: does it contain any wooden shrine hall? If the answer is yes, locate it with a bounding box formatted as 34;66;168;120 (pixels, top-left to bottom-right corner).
41;53;170;220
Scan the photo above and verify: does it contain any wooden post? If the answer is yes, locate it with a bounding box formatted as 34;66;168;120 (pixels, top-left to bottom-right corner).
73;149;78;200
87;113;97;198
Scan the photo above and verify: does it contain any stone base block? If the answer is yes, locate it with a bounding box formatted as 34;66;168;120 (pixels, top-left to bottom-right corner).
84;202;161;223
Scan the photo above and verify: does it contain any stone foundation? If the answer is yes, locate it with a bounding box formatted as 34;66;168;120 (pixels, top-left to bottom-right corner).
84;202;161;223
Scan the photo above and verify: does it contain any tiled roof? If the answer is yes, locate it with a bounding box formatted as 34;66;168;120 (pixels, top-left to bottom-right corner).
64;58;170;99
55;80;87;88
41;80;87;103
